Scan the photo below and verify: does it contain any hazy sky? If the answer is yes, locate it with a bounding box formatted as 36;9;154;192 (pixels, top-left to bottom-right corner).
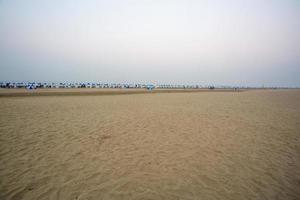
0;0;299;86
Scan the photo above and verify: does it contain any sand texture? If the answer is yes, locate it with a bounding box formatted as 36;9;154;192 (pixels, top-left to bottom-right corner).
0;90;299;200
0;88;239;97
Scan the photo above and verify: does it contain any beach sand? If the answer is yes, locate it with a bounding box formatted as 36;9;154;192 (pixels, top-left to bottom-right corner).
0;89;299;200
0;88;238;97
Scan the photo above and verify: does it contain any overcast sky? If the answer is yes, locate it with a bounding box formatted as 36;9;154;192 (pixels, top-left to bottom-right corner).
0;0;299;86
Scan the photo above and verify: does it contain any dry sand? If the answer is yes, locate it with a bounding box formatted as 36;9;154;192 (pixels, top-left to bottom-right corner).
0;89;299;200
0;88;238;97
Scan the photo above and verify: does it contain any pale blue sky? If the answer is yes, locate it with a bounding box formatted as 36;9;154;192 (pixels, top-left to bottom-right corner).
0;0;299;86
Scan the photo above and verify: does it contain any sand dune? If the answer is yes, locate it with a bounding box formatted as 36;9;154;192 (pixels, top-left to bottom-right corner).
0;90;299;200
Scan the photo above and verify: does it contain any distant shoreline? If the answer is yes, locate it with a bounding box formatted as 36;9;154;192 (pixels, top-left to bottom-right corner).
0;88;247;97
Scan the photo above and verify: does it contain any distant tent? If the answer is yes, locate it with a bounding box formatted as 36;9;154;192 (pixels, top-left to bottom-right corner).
27;84;36;90
146;84;155;91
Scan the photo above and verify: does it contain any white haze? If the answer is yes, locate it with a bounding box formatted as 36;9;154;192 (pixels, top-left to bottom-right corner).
0;0;300;87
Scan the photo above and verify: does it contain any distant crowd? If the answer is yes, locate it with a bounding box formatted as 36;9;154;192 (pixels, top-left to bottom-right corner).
0;82;210;90
0;82;286;90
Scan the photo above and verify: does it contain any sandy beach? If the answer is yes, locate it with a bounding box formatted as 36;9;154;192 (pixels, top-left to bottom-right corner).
0;88;240;97
0;89;299;200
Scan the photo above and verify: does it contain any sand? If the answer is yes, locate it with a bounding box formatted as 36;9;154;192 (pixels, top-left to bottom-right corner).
0;88;239;97
0;89;299;200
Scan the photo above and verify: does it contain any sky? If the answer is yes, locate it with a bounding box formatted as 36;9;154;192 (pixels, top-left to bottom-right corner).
0;0;300;87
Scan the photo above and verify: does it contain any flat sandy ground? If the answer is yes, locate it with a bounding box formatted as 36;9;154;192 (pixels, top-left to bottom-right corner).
0;90;299;200
0;88;238;97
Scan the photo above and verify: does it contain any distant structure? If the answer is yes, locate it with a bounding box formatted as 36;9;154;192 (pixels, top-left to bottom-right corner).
26;83;36;90
146;84;155;91
0;82;293;90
